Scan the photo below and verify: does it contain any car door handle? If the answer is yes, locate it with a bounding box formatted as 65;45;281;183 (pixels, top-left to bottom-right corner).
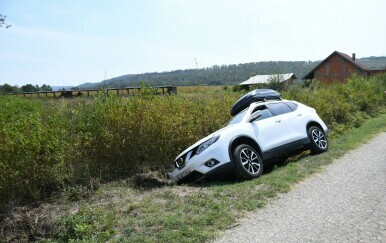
275;120;281;123
297;114;303;116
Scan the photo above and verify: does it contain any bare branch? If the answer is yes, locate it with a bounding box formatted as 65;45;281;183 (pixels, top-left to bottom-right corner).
0;14;11;29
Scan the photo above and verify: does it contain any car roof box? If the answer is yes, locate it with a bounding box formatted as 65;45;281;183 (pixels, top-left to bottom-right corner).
231;89;281;116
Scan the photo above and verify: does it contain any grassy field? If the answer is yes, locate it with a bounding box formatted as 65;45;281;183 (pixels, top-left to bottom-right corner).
1;75;385;204
2;111;386;242
0;74;386;241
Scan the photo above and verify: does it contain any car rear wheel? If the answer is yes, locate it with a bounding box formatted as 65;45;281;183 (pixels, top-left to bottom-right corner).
233;144;263;180
308;126;328;154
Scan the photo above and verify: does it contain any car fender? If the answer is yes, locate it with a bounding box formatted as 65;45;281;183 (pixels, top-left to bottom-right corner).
228;135;263;163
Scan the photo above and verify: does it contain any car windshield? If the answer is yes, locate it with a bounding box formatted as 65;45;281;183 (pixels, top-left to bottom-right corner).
227;108;248;126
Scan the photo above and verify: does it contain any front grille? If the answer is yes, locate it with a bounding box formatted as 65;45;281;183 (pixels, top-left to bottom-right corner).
177;171;204;184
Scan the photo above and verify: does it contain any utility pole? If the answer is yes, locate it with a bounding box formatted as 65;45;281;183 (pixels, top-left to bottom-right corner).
194;58;201;98
104;68;106;89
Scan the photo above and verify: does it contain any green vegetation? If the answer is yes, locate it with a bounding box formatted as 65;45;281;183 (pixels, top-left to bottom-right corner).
359;56;386;70
3;109;386;242
1;74;385;207
0;74;386;241
0;87;235;205
80;60;317;88
0;83;53;94
79;56;386;88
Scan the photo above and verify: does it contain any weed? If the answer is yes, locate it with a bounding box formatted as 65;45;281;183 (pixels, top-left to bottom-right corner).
0;74;385;207
2;109;385;242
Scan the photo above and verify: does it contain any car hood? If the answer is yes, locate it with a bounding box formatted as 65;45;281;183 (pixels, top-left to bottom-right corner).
174;125;231;160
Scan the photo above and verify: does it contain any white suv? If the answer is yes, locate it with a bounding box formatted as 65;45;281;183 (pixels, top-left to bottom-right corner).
168;98;328;184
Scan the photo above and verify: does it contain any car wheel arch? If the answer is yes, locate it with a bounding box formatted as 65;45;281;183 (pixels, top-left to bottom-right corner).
228;136;263;163
306;121;324;133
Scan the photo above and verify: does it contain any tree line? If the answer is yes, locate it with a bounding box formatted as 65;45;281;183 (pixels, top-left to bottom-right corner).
0;83;53;94
80;61;320;89
2;57;384;92
78;56;385;89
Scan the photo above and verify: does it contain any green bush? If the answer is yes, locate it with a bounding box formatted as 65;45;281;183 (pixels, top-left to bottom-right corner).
0;74;385;206
0;98;69;202
55;206;115;242
64;93;235;181
282;74;386;136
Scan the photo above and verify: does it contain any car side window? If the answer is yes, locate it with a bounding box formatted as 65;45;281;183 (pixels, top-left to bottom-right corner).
267;103;293;116
250;105;274;122
285;102;298;111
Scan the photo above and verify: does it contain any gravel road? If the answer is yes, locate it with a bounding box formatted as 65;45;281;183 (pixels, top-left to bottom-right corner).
215;132;386;243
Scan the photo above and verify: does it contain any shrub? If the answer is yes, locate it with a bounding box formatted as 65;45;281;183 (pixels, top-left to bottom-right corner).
231;84;241;92
55;206;115;242
0;74;385;205
0;98;70;203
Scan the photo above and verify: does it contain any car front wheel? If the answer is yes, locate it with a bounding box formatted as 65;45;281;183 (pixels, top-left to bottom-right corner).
233;144;263;180
308;126;328;154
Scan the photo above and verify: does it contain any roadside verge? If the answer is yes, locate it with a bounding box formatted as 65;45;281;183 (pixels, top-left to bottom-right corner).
2;112;386;242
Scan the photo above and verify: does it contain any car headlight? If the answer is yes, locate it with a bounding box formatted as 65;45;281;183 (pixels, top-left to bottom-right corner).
196;135;220;155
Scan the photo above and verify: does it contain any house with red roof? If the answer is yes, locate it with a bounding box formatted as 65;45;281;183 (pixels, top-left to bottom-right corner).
303;51;385;83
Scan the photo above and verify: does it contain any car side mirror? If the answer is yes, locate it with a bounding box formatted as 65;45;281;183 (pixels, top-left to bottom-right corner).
249;112;262;122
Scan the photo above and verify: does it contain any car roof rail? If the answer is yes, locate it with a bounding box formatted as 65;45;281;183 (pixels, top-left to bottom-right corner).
263;97;282;102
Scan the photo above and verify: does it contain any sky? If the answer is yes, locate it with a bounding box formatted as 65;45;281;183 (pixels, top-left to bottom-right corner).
1;0;385;87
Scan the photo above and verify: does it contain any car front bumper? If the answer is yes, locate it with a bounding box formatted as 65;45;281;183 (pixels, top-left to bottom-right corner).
168;143;232;184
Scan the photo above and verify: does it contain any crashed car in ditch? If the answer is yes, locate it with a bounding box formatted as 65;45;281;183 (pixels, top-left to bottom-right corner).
168;89;328;184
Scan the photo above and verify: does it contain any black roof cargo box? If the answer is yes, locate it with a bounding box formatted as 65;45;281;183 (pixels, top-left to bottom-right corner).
231;89;281;116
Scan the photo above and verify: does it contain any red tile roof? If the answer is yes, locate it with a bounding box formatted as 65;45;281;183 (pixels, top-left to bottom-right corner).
303;51;370;79
336;51;369;71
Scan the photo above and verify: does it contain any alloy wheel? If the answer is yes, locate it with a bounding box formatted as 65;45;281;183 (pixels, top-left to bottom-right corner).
312;129;327;149
239;148;261;174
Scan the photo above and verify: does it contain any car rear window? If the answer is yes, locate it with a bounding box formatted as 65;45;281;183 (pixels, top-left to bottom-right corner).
267;103;293;116
251;106;274;122
285;102;298;111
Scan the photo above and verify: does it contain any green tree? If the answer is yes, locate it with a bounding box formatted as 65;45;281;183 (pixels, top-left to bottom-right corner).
267;74;285;91
40;84;53;91
21;84;39;92
0;83;19;94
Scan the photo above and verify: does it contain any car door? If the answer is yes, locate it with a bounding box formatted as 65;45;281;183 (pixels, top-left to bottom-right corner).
249;105;292;157
265;102;298;143
279;102;309;142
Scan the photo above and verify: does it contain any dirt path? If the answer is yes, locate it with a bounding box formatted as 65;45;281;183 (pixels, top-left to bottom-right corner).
215;133;386;243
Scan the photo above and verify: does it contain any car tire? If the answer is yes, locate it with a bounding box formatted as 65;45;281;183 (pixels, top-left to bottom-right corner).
308;126;328;154
233;144;263;180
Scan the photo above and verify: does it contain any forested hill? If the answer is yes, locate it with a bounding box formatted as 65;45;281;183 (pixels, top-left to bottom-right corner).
78;56;386;88
357;56;386;70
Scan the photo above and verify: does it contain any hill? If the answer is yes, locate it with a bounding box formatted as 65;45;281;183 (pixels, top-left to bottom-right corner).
357;56;386;70
51;86;73;91
78;56;386;88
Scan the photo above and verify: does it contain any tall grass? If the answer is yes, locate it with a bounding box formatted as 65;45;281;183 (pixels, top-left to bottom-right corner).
0;74;385;206
284;74;386;135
